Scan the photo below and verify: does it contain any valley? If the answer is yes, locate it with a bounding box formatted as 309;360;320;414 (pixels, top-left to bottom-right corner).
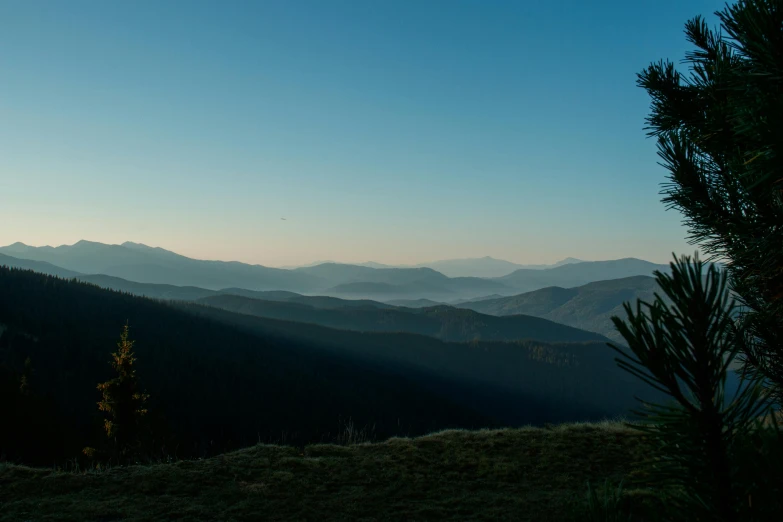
0;242;667;471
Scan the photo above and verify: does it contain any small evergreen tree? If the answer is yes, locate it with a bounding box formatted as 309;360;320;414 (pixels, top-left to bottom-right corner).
637;0;783;401
96;323;149;460
18;357;32;395
609;256;779;521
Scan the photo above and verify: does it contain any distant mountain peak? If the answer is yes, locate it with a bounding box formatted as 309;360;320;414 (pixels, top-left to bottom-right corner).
72;239;107;248
552;257;584;266
121;241;157;250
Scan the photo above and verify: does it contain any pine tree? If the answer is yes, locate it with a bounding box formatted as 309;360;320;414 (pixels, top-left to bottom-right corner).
96;323;149;459
18;357;32;395
637;0;783;401
607;1;783;517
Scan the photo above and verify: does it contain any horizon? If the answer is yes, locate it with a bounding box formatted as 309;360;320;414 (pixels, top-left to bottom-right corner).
1;0;722;266
1;238;676;269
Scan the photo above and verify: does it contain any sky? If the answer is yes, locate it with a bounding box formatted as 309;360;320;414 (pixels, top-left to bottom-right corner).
0;0;726;267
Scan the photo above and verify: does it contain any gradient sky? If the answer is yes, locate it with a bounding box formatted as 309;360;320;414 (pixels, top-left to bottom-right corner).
0;0;725;267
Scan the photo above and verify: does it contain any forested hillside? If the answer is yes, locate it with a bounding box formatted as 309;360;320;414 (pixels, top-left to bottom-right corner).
179;303;651;423
0;268;489;465
0;268;650;467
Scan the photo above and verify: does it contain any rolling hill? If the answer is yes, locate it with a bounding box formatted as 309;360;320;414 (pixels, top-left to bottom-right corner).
196;294;611;344
457;276;663;343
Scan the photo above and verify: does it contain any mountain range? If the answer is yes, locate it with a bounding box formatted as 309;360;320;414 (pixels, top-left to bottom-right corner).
0;241;672;303
282;256;584;278
0;241;323;292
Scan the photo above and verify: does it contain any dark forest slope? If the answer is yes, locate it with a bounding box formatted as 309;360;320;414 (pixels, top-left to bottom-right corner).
0;268;652;468
0;268;488;465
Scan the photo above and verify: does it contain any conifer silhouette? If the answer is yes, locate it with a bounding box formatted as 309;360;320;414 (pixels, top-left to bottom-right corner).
96;323;149;459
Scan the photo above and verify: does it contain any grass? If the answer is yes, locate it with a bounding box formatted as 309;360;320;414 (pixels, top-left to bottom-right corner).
0;422;653;521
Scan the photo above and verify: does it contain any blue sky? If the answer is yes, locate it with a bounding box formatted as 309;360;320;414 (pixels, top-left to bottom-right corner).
0;0;724;266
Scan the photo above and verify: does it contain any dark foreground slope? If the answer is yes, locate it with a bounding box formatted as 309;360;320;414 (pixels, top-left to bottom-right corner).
0;268;488;465
196;294;611;344
0;268;651;468
0;424;654;522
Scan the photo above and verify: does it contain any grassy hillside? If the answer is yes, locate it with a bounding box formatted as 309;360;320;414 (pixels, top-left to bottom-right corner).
459;276;661;343
197;294;611;344
0;423;654;522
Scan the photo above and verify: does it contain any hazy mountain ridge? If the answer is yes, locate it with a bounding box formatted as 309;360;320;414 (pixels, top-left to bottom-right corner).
457;276;664;343
295;263;448;286
323;278;512;301
0;241;325;292
493;258;671;294
415;256;584;278
1;241;674;302
76;275;395;310
282;256;585;277
0;253;82;279
386;298;444;308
